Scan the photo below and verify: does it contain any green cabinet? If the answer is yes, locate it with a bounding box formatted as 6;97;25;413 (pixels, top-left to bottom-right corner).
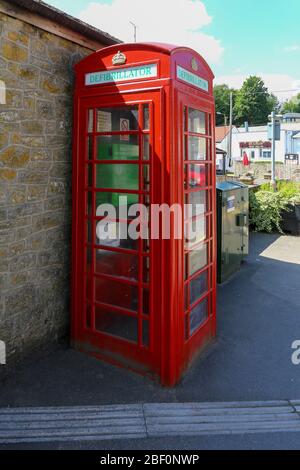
217;181;249;284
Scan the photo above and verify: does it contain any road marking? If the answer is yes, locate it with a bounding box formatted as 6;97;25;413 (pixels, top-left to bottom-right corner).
0;400;300;444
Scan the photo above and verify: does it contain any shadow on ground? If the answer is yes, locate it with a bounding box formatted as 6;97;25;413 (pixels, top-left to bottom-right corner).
0;233;300;406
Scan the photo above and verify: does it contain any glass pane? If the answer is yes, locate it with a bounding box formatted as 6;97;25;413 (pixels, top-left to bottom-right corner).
143;165;150;191
88;109;94;133
96;106;138;132
143;134;150;160
185;191;207;220
185;315;189;340
186;217;206;248
95;220;139;251
95;192;139;217
95;306;138;343
86;164;93;187
87;191;93;216
187;164;208;188
184;284;189;311
95;278;138;311
184;107;188;132
143;105;150;130
143;320;149;347
188;243;208;277
86;303;92;329
87;136;93;160
143;257;150;283
96;135;139;161
188;137;206;161
189;298;208;336
95;249;138;281
188;108;206;134
86;276;93;300
190;270;208;306
143;289;150;315
87;220;93;244
86;248;92;272
96;164;139;190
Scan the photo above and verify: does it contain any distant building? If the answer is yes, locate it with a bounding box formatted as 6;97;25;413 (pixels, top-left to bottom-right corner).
216;123;300;163
215;125;237;170
282;113;300;123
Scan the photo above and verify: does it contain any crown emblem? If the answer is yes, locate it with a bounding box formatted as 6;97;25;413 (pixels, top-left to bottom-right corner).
112;51;127;66
191;58;198;71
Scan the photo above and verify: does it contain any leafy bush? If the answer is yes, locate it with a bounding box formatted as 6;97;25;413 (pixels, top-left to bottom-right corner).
258;181;300;202
249;190;290;233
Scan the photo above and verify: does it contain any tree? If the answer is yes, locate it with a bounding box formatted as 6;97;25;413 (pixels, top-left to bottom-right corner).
281;93;300;114
234;76;278;126
214;84;237;126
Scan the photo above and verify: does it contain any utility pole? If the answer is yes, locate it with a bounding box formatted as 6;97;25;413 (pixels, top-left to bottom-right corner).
129;21;137;42
228;91;233;167
268;112;282;189
271;111;276;188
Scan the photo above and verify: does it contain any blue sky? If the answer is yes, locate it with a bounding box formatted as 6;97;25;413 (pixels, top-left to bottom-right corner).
47;0;300;100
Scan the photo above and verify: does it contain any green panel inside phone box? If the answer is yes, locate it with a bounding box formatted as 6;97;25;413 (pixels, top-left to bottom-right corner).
96;143;140;207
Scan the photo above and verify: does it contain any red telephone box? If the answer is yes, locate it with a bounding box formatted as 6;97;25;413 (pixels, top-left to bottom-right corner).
72;43;217;386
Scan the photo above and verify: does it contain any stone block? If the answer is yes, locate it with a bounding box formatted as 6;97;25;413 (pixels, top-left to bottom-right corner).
0;111;19;123
9;241;25;257
0;168;17;181
1;40;28;62
8;186;27;205
21;120;44;135
0;128;9;148
32;211;63;232
30;148;51;161
7;202;41;219
36;100;54;119
0;273;9;292
9;272;28;287
0;145;30;168
27;185;47;201
18;170;49;184
9;252;37;273
7;30;29;46
43;196;65;212
5;284;37;315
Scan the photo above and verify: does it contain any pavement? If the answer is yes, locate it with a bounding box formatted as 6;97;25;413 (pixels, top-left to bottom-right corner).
0;232;300;449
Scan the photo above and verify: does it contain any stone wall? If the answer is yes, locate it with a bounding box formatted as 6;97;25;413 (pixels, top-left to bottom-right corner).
233;161;300;182
0;9;95;366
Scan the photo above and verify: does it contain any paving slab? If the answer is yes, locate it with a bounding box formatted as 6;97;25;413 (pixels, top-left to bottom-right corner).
0;233;300;406
0;400;300;445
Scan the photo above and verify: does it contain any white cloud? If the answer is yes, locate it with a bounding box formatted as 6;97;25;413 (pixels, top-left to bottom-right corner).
284;44;300;52
79;0;224;64
215;73;300;101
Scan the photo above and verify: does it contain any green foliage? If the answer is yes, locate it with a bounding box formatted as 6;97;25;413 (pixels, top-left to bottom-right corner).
259;180;300;200
249;181;300;232
249;190;289;233
234;76;279;126
281;93;300;114
214;84;237;126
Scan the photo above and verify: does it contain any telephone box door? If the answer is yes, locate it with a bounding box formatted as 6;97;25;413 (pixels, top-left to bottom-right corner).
179;92;217;369
73;90;163;374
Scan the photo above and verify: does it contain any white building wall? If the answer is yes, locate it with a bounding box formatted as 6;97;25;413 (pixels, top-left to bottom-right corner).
231;123;300;163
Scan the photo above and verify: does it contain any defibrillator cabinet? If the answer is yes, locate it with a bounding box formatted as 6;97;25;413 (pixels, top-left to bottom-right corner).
72;43;217;386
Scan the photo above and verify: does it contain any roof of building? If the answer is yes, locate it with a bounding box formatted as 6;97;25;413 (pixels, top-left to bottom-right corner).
215;126;231;142
8;0;121;46
283;113;300;119
216;147;227;155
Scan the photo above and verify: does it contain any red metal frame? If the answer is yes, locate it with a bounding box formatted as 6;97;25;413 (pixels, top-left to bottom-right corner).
72;43;216;386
